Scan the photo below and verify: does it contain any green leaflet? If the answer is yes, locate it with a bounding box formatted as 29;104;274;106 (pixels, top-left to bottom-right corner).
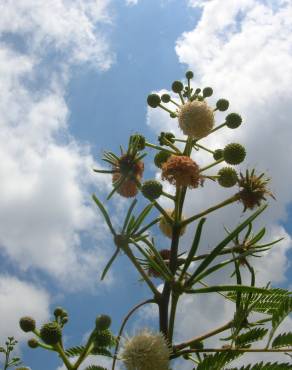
234;328;268;347
65;345;85;357
272;332;292;348
226;362;292;369
267;297;292;347
195;351;241;369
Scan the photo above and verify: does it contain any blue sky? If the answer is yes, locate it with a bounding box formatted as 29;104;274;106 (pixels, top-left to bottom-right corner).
0;1;292;370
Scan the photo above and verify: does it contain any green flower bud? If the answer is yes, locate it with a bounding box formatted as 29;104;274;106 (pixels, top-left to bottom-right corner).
94;329;114;347
169;112;177;118
216;99;229;111
202;87;213;97
61;316;68;325
154;151;171;168
147;94;161;108
195;88;201;94
130;134;146;150
141;180;163;200
19;317;36;333
161;94;171;103
172;81;184;93
185;71;194;79
213;149;223;161
28;338;39;349
158;132;175;146
53;307;64;318
226;113;242;129
60;310;68;318
223;143;246;165
40;322;62;345
217;167;238;187
95;315;111;331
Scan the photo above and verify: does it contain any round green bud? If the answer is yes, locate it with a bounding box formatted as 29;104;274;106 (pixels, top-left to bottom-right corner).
19;317;36;333
95;315;111;331
226;113;242;129
216;99;229;111
131;134;146;150
185;71;194;79
53;307;64;317
28;338;39;349
40;322;62;345
217;167;238;187
172;81;184;93
154;151;171;168
202;87;213;97
61;316;68;325
147;94;161;108
94;329;114;347
158;132;175;146
161;94;171;103
223;143;246;165
60;310;68;318
169;112;176;118
195;88;201;94
213;149;223;161
141;180;163;200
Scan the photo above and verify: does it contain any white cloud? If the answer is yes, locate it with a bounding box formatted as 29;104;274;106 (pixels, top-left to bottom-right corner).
0;275;50;342
126;0;139;5
0;0;117;290
146;0;292;366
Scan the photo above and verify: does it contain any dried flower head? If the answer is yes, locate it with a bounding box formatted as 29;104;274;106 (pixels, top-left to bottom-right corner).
237;169;275;211
114;154;144;178
178;100;214;139
162;155;202;188
121;329;170;370
112;173;138;198
159;209;186;239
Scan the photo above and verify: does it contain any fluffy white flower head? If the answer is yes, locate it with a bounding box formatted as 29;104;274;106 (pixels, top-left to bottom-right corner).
178;100;214;139
121;329;170;370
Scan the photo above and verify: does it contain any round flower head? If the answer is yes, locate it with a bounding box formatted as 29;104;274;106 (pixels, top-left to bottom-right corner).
223;143;246;165
112;173;138;198
96;314;112;331
147;249;171;278
147;94;161;108
162;155;202;188
40;322;62;345
28;338;39;349
217;167;238;188
226;113;242;129
116;154;144;178
154;151;171;169
121;329;170;370
141;180;163;200
178;100;214;139
19;317;36;333
159;209;186;239
213;149;223;161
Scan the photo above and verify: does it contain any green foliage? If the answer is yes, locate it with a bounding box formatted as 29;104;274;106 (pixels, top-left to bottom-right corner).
84;366;108;370
226;362;292;369
272;332;292;348
195;351;241;369
267;297;292;346
65;345;85;357
234;328;268;347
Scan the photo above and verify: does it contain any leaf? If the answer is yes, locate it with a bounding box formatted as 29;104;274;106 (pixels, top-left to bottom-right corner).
196;351;241;369
226;362;292;369
267;297;292;347
122;199;137;233
187;285;278;295
92;194;116;235
130;204;153;234
272;332;292;348
187;205;267;286
101;248;119;280
65;345;85;357
235;328;268;347
90;346;112;357
84;366;108;370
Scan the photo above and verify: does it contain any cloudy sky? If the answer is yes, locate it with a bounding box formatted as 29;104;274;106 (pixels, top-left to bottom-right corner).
0;0;291;369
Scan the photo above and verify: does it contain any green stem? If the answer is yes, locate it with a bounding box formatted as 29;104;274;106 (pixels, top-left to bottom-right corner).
178;92;185;105
194;143;214;154
73;334;95;370
158;104;177;116
170;99;180;108
133;217;160;237
145;142;177;155
55;342;73;370
162;191;176;201
168;292;179;342
181;195;239;228
112;299;156;370
199;158;224;172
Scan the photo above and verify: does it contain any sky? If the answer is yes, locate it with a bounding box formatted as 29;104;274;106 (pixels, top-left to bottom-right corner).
0;0;292;369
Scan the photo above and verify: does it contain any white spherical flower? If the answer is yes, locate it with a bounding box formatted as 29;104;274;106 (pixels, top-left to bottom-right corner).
178;100;214;139
121;329;170;370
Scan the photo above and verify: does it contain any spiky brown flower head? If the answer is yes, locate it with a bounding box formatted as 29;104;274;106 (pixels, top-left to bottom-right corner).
112;154;144;198
147;249;171;278
154;151;171;169
141;180;163;200
162;155;202;188
40;322;62;345
237;169;275;212
217;167;238;188
121;329;170;370
178;100;215;139
19;317;36;333
159;209;186;239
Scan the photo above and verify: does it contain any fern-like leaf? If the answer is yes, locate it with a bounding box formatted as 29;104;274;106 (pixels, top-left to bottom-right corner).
267;297;292;347
235;327;268;347
90;346;112;357
84;366;108;370
65;345;85;357
196;351;241;369
226;361;292;369
272;332;292;348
